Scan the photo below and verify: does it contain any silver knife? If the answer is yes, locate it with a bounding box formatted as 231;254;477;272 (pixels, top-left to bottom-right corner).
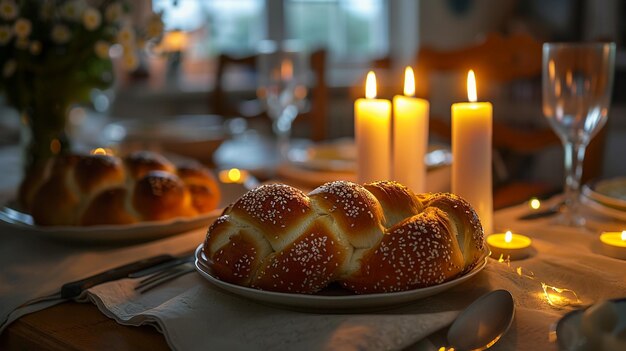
517;201;563;220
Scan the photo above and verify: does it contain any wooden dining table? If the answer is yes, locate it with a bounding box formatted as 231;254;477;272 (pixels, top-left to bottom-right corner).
1;144;625;351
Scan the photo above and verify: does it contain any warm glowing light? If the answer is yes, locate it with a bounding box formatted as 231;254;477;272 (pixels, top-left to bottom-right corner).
161;30;188;52
467;70;477;102
548;60;555;80
566;70;573;86
365;71;377;99
50;139;61;154
599;231;626;259
228;168;241;182
504;231;513;243
497;254;511;266
529;198;541;210
294;85;307;100
281;58;293;80
541;283;582;308
219;168;247;184
516;266;535;279
487;231;531;260
90;147;114;156
403;66;415;97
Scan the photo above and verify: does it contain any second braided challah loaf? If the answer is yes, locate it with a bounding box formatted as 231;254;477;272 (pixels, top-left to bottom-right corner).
18;151;221;226
203;180;486;294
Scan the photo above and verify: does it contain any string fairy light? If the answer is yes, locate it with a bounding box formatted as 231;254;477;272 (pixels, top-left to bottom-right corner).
493;254;582;308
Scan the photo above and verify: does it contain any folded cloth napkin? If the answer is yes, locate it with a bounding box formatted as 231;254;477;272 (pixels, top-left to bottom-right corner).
0;228;206;333
81;275;462;351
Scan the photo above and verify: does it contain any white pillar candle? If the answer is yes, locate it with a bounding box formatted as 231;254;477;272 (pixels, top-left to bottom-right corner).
393;67;429;193
355;71;391;183
452;70;493;235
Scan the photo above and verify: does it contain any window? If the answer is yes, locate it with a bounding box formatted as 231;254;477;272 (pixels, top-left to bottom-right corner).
285;0;388;63
153;0;265;54
154;0;388;61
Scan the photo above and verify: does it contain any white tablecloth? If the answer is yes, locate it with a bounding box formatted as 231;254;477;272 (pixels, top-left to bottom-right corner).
1;146;625;350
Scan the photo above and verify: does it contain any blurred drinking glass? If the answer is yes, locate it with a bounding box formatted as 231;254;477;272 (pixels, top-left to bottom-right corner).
542;42;615;226
257;40;309;160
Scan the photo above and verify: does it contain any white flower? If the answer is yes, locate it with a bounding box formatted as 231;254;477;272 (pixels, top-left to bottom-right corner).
82;7;101;31
30;40;42;55
116;25;134;46
13;18;31;39
105;3;122;23
3;60;16;78
122;53;139;70
51;24;71;44
0;0;17;20
0;25;12;45
94;40;110;59
62;0;85;21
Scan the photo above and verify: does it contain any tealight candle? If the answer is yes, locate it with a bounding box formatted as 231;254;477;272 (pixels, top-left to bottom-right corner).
599;231;626;260
487;230;532;260
218;168;248;184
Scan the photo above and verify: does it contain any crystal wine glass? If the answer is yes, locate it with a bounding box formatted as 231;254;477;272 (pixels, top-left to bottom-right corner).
542;42;616;226
257;40;309;160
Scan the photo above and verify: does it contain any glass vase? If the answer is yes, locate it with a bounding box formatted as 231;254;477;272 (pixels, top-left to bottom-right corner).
20;100;71;175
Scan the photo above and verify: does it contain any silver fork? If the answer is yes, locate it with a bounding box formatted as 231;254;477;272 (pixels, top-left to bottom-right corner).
134;263;196;294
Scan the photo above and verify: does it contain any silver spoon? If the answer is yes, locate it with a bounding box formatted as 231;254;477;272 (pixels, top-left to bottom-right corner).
446;289;515;350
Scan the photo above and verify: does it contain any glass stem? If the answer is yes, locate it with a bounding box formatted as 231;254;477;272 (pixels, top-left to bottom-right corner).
563;140;587;226
272;106;298;162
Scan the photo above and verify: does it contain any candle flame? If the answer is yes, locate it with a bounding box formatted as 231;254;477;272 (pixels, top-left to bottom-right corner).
621;231;626;241
529;198;541;210
228;168;242;183
90;147;114;156
467;69;477;102
403;66;415;97
281;58;293;80
365;71;377;99
505;231;513;243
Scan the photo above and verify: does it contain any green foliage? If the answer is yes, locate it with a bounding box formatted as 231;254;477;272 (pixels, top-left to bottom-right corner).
0;0;163;111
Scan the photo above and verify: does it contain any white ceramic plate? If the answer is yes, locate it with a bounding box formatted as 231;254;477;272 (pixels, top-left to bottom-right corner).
556;298;626;351
580;194;626;222
582;178;626;211
0;207;222;244
195;244;488;312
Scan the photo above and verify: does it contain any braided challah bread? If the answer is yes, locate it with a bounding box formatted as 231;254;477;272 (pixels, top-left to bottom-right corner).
203;180;486;295
18;151;220;226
